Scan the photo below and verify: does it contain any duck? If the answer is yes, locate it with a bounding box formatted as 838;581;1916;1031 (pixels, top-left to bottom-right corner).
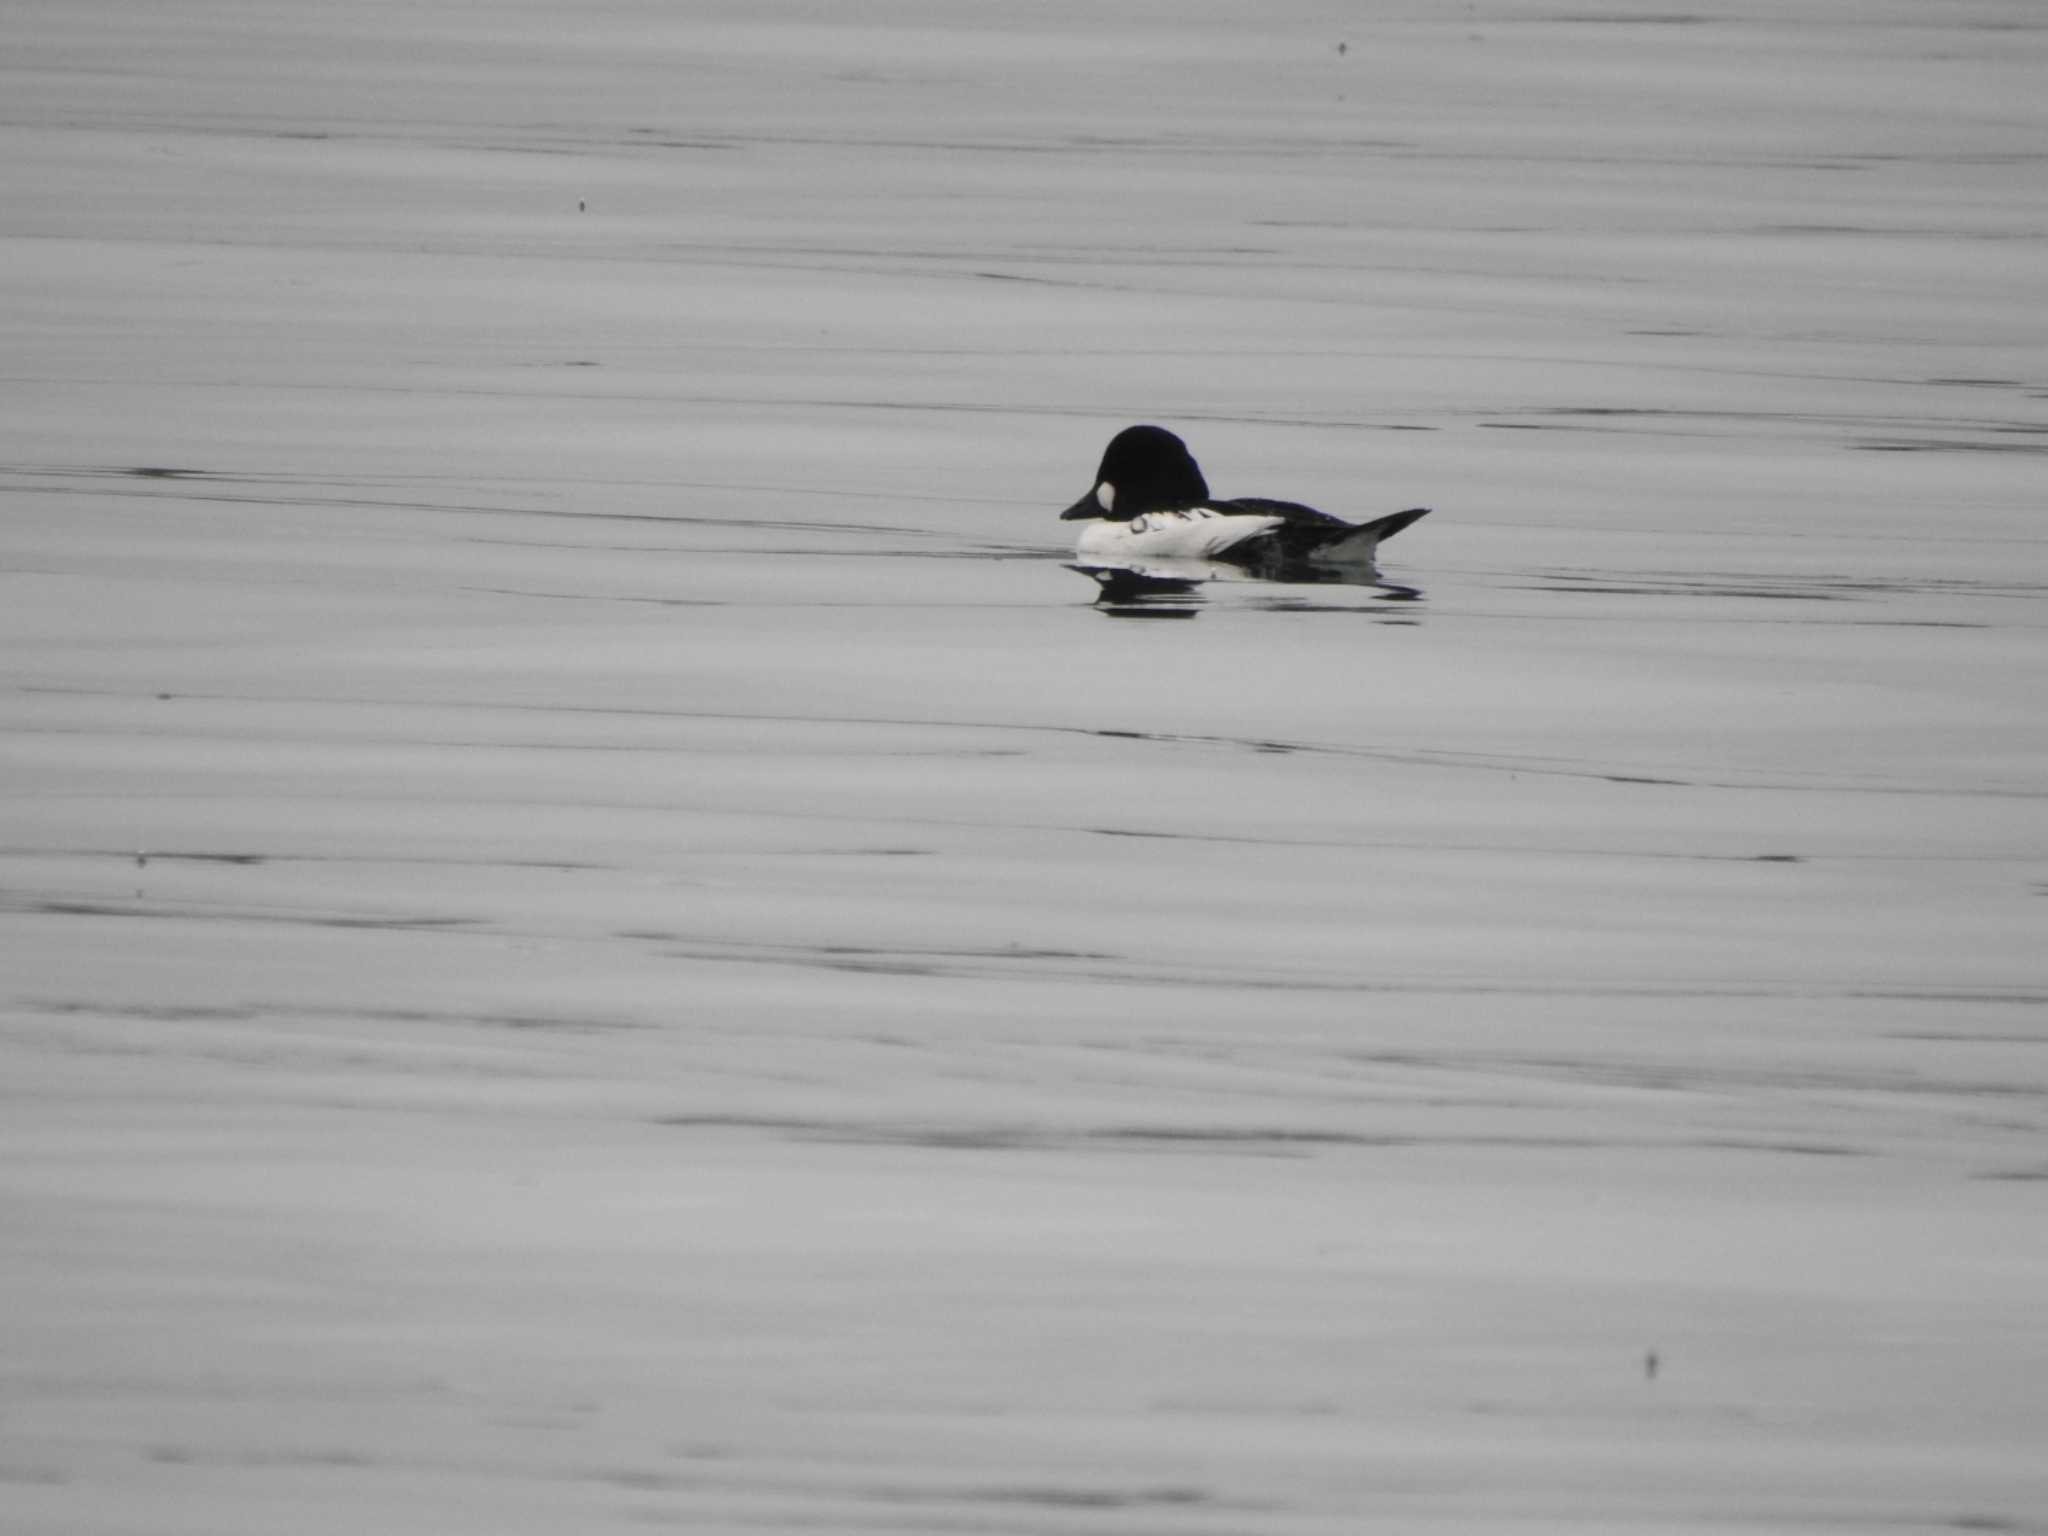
1058;424;1429;575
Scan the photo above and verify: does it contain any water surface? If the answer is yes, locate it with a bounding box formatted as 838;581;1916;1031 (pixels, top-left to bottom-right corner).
3;3;2045;1531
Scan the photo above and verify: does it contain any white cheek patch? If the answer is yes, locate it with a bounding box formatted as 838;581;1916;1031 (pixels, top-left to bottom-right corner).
1095;481;1116;514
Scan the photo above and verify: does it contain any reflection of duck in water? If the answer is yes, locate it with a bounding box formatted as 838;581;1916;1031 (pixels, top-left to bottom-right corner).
1059;425;1429;581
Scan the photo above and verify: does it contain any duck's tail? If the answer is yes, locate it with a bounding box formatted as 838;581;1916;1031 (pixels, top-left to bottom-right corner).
1303;506;1430;562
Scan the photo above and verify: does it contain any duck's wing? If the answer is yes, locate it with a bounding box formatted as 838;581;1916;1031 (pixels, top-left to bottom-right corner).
1214;497;1347;530
1218;499;1430;562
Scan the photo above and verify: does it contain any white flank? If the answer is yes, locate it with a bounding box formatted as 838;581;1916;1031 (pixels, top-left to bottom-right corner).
1074;507;1281;559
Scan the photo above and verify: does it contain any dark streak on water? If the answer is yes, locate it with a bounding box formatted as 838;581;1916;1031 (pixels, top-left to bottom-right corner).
629;930;2048;1008
1473;404;2048;458
15;899;476;933
652;1113;1868;1161
29;998;640;1032
20;675;2048;800
0;846;606;874
1534;571;2040;598
1860;440;2048;455
871;1482;1214;1511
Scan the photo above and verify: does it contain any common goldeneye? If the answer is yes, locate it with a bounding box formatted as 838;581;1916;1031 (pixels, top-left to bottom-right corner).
1058;424;1429;574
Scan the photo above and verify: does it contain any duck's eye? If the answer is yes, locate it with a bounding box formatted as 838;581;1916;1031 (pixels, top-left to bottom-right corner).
1095;482;1116;514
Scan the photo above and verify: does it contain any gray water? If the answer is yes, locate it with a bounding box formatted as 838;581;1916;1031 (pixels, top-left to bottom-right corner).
4;3;2045;1530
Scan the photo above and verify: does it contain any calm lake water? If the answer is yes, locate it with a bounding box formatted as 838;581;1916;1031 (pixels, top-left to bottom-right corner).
4;3;2045;1530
